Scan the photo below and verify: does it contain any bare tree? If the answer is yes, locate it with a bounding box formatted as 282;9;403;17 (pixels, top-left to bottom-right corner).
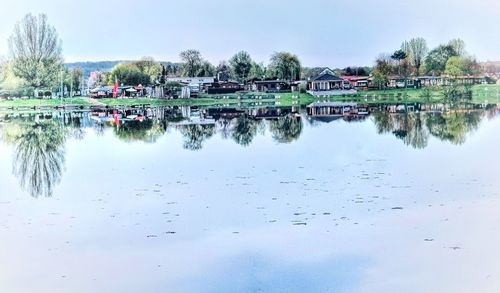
0;56;8;85
179;50;203;77
402;38;428;76
8;13;63;92
448;38;466;56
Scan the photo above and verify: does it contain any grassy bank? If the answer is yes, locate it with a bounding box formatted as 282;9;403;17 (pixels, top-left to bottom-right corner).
1;85;499;110
0;97;96;108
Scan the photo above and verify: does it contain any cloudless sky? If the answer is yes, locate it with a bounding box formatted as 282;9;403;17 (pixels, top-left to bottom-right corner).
0;0;499;67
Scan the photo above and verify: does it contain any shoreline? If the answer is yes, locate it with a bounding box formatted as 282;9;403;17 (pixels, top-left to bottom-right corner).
1;85;499;111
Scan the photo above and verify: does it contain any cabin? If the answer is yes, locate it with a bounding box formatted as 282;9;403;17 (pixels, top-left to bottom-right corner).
118;85;146;97
89;87;113;98
418;76;445;87
166;77;215;95
451;75;486;85
341;76;371;89
290;80;308;92
248;80;291;92
308;69;349;91
387;76;421;89
206;81;243;94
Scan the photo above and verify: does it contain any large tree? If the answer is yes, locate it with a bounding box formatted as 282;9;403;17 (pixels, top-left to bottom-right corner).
425;44;458;76
198;60;215;77
448;38;466;56
444;56;480;77
391;49;407;76
179;50;203;77
248;62;266;80
402;38;428;76
372;54;396;88
8;13;63;91
269;52;301;81
133;57;162;84
109;63;150;85
63;67;83;96
216;61;232;81
229;51;253;82
444;56;466;77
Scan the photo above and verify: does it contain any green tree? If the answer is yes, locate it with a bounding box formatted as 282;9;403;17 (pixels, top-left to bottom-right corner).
63;68;82;96
133;57;162;84
109;63;150;85
229;51;253;82
248;62;266;80
425;45;458;75
445;56;466;77
8;14;63;92
374;54;395;75
269;52;301;81
180;50;203;77
372;69;387;89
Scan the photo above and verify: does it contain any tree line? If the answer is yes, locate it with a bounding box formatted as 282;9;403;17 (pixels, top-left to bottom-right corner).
0;13;488;98
372;38;481;89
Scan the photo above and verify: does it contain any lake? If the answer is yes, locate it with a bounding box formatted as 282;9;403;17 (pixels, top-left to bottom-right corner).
1;105;500;293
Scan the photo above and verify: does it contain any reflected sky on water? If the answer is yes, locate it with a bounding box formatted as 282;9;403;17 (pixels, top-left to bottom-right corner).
1;106;500;293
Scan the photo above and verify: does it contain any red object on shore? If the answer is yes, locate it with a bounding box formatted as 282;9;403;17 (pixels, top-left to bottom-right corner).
113;110;120;128
112;77;118;98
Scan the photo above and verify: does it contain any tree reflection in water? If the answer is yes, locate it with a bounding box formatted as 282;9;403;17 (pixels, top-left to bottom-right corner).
12;120;66;198
114;119;166;143
426;111;481;145
217;118;234;140
373;110;484;148
231;116;259;147
178;124;215;151
269;114;303;144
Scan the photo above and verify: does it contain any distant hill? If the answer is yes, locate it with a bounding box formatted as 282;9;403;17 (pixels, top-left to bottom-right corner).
64;61;129;77
65;61;181;77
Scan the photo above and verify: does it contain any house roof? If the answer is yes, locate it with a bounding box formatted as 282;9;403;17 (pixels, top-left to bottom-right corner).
311;69;344;82
254;80;288;84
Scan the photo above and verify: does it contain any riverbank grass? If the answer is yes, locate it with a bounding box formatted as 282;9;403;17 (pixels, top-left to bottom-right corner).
1;85;499;109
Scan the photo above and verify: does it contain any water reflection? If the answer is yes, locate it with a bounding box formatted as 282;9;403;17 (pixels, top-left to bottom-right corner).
177;124;216;150
231;115;260;147
0;105;497;197
0;112;90;197
12;120;66;197
269;114;303;144
373;110;484;148
114;119;167;143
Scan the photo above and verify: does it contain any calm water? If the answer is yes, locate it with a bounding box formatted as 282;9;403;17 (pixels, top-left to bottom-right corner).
1;106;500;293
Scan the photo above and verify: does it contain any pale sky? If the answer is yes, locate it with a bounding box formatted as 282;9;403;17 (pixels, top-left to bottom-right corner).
0;0;499;67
